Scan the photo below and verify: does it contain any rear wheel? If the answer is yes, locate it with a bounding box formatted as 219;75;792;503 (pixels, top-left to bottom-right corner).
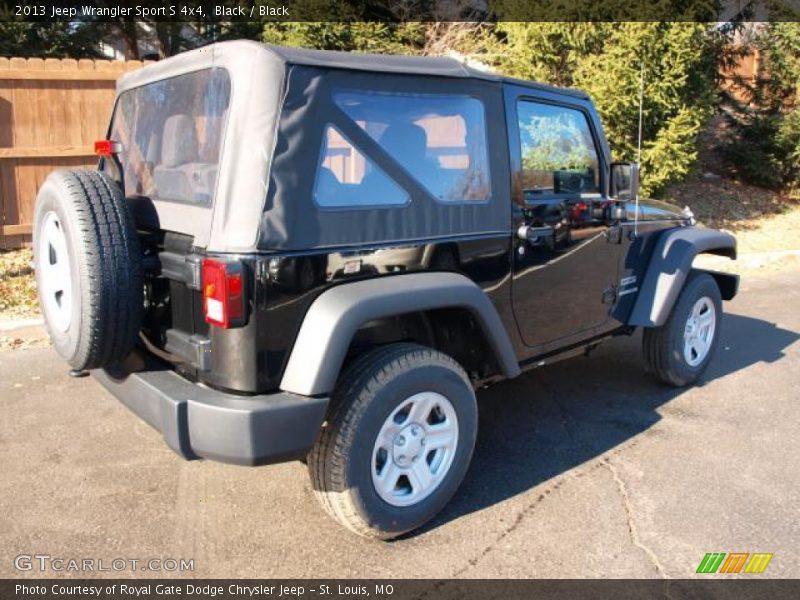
308;343;477;539
643;272;722;387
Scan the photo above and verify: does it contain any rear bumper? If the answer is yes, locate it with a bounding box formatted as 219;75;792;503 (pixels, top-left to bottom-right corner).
92;351;329;466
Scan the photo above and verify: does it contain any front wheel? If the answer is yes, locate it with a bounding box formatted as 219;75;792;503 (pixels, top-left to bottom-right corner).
307;343;477;540
643;272;723;387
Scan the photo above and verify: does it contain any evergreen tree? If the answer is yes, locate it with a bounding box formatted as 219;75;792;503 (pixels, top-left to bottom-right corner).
262;22;426;54
722;22;800;196
489;22;720;196
0;19;108;59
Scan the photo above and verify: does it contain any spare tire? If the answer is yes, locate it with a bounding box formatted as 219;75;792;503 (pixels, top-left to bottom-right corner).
33;170;143;371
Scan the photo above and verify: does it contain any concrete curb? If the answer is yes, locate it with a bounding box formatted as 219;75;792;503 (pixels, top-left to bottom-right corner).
695;248;800;272
735;249;800;260
0;317;44;333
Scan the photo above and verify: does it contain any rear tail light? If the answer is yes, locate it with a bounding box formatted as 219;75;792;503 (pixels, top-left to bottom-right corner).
202;258;245;328
94;140;122;156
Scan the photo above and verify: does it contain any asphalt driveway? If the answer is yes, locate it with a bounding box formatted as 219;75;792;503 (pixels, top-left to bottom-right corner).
1;269;798;578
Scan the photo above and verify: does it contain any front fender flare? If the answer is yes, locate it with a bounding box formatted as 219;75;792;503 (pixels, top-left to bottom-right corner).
280;272;521;396
628;227;737;327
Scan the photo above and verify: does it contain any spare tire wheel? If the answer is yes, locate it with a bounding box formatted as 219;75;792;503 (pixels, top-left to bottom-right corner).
33;170;143;371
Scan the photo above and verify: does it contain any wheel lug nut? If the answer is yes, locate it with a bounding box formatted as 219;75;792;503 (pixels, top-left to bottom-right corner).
397;436;405;446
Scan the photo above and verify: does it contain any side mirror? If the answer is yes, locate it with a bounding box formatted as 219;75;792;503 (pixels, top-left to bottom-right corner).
610;162;639;200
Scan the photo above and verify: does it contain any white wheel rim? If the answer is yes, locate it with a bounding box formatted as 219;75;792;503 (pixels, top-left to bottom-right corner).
683;296;716;367
38;212;73;333
371;391;459;507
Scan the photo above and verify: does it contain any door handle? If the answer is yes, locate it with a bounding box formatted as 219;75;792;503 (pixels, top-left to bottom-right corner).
518;224;555;243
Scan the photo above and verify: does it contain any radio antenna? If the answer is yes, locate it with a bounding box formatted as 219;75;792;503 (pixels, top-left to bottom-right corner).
635;58;645;237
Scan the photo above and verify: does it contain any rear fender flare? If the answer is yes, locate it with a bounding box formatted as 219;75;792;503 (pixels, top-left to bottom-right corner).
280;272;521;396
628;227;737;327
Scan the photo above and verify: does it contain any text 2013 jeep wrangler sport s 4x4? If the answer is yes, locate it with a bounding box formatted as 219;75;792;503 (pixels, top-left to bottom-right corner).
34;41;738;539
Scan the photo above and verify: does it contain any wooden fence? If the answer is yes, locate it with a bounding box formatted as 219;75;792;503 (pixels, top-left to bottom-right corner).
720;47;761;106
0;57;151;249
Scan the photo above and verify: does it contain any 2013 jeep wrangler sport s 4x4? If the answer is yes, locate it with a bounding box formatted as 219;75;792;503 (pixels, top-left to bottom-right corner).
34;41;738;539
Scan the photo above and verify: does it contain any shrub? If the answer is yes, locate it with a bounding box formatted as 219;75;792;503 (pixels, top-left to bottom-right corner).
491;23;719;196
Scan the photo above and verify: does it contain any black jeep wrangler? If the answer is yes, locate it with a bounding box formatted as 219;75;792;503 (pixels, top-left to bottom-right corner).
33;41;738;539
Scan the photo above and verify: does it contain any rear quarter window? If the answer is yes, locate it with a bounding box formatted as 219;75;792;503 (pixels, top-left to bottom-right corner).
108;68;231;206
313;90;491;209
315;124;410;208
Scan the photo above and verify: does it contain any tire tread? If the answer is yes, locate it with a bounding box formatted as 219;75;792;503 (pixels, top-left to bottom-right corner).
35;169;142;370
642;271;721;387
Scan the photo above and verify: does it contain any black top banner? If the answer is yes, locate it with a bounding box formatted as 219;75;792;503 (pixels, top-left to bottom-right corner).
1;0;799;22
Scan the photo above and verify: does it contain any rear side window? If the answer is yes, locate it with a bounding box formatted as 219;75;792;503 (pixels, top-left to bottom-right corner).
108;68;231;205
314;90;490;208
314;125;409;208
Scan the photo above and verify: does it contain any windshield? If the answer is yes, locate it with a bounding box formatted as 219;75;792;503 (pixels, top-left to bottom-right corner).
107;68;231;206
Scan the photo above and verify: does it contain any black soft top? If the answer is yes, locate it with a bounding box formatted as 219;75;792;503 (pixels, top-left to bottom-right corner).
118;40;593;252
263;43;590;100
